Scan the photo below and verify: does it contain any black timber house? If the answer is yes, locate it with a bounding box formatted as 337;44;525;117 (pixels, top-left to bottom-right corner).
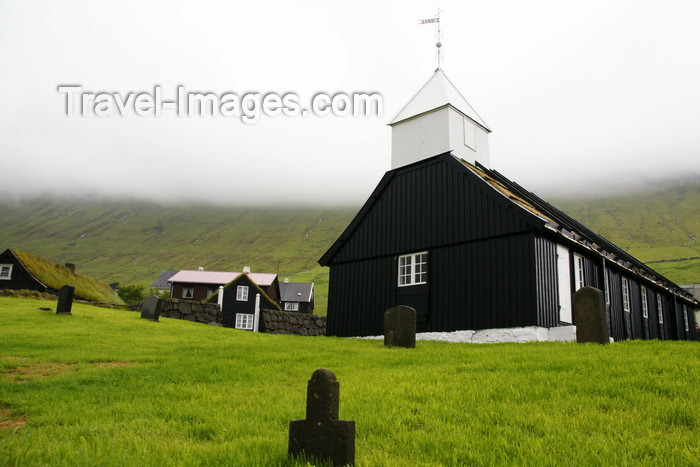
319;154;698;340
319;69;698;341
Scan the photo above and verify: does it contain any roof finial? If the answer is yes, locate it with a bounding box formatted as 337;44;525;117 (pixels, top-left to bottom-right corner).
419;9;442;70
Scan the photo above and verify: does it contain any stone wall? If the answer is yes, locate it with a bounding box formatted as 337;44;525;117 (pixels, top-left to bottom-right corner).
159;298;222;325
151;298;326;336
260;309;326;336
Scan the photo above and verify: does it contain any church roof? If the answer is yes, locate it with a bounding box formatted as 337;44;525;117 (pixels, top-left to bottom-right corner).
389;68;491;131
318;153;698;307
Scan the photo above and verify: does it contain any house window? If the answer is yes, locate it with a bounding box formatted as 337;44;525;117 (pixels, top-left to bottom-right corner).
604;269;610;305
657;295;664;324
235;313;254;330
683;305;689;332
0;264;12;280
621;278;630;312
398;252;428;287
573;254;584;291
641;286;648;319
236;285;249;301
284;302;299;312
182;287;194;299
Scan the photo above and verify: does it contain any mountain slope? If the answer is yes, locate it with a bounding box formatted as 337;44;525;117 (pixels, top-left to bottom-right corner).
0;177;698;313
550;177;699;284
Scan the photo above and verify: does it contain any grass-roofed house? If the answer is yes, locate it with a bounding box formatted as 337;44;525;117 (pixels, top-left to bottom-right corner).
207;273;282;330
0;248;123;305
319;69;698;341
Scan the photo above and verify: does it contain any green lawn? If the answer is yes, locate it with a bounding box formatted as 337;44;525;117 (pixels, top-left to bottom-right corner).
1;297;698;466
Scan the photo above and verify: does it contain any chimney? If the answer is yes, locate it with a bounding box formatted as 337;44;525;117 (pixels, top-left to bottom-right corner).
65;263;76;273
243;266;251;274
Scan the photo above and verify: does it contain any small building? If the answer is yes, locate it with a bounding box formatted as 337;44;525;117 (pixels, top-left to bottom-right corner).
0;248;122;305
150;270;177;294
319;69;698;341
279;279;315;314
168;268;279;302
210;273;281;330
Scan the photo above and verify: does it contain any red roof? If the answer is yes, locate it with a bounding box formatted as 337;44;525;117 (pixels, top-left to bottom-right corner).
167;270;277;287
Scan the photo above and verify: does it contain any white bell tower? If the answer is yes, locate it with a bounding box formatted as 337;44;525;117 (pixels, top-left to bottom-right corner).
389;68;491;169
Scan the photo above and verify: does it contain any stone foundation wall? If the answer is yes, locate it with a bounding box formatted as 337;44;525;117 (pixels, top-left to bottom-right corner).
260;309;326;336
159;298;222;325
151;298;326;336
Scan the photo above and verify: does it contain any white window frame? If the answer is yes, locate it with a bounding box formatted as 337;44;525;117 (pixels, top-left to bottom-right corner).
398;252;428;287
182;286;194;299
235;313;254;330
683;305;689;332
0;264;12;280
641;286;649;319
657;295;664;324
284;302;299;312
236;285;249;301
573;254;585;291
621;278;630;312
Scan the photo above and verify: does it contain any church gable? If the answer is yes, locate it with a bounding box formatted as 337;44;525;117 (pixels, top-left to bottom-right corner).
321;154;545;265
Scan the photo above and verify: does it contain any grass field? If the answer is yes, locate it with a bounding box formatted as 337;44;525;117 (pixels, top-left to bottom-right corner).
1;297;698;466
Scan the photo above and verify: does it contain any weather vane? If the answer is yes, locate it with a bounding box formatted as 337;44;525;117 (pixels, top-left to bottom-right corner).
419;9;442;69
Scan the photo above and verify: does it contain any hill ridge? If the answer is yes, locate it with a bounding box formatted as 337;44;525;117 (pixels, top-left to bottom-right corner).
1;179;698;312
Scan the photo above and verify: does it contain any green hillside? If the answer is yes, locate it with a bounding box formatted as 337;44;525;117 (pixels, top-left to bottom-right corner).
0;198;356;312
0;177;698;313
550;177;700;284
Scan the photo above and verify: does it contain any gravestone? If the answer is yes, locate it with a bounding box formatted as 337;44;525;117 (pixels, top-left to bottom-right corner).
288;369;355;466
141;295;163;321
384;305;416;348
573;286;610;344
56;285;75;315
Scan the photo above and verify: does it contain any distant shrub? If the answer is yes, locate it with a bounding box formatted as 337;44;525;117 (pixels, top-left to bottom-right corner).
151;288;170;299
117;284;147;304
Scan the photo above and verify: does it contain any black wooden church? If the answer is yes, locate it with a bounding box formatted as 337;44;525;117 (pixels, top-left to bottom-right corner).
319;69;698;341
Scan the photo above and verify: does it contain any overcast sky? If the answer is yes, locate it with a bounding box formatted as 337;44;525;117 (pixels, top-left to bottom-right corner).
1;0;699;206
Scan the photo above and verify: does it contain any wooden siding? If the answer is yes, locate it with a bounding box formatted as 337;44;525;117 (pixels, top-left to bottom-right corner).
0;250;46;292
326;232;538;337
326;257;394;337
391;108;451;169
533;236;559;328
220;275;279;329
601;264;698;341
326;156;543;265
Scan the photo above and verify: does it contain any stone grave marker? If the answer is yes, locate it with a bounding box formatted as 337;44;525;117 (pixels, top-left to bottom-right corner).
141;295;163;321
573;286;610;344
384;305;416;348
288;369;355;466
56;285;75;315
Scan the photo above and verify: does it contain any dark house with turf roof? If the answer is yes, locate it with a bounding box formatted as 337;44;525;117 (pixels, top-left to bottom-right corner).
208;273;282;330
319;69;698;341
0;248;122;305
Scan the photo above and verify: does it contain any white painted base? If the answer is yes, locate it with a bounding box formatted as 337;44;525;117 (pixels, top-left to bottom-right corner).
359;325;577;344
